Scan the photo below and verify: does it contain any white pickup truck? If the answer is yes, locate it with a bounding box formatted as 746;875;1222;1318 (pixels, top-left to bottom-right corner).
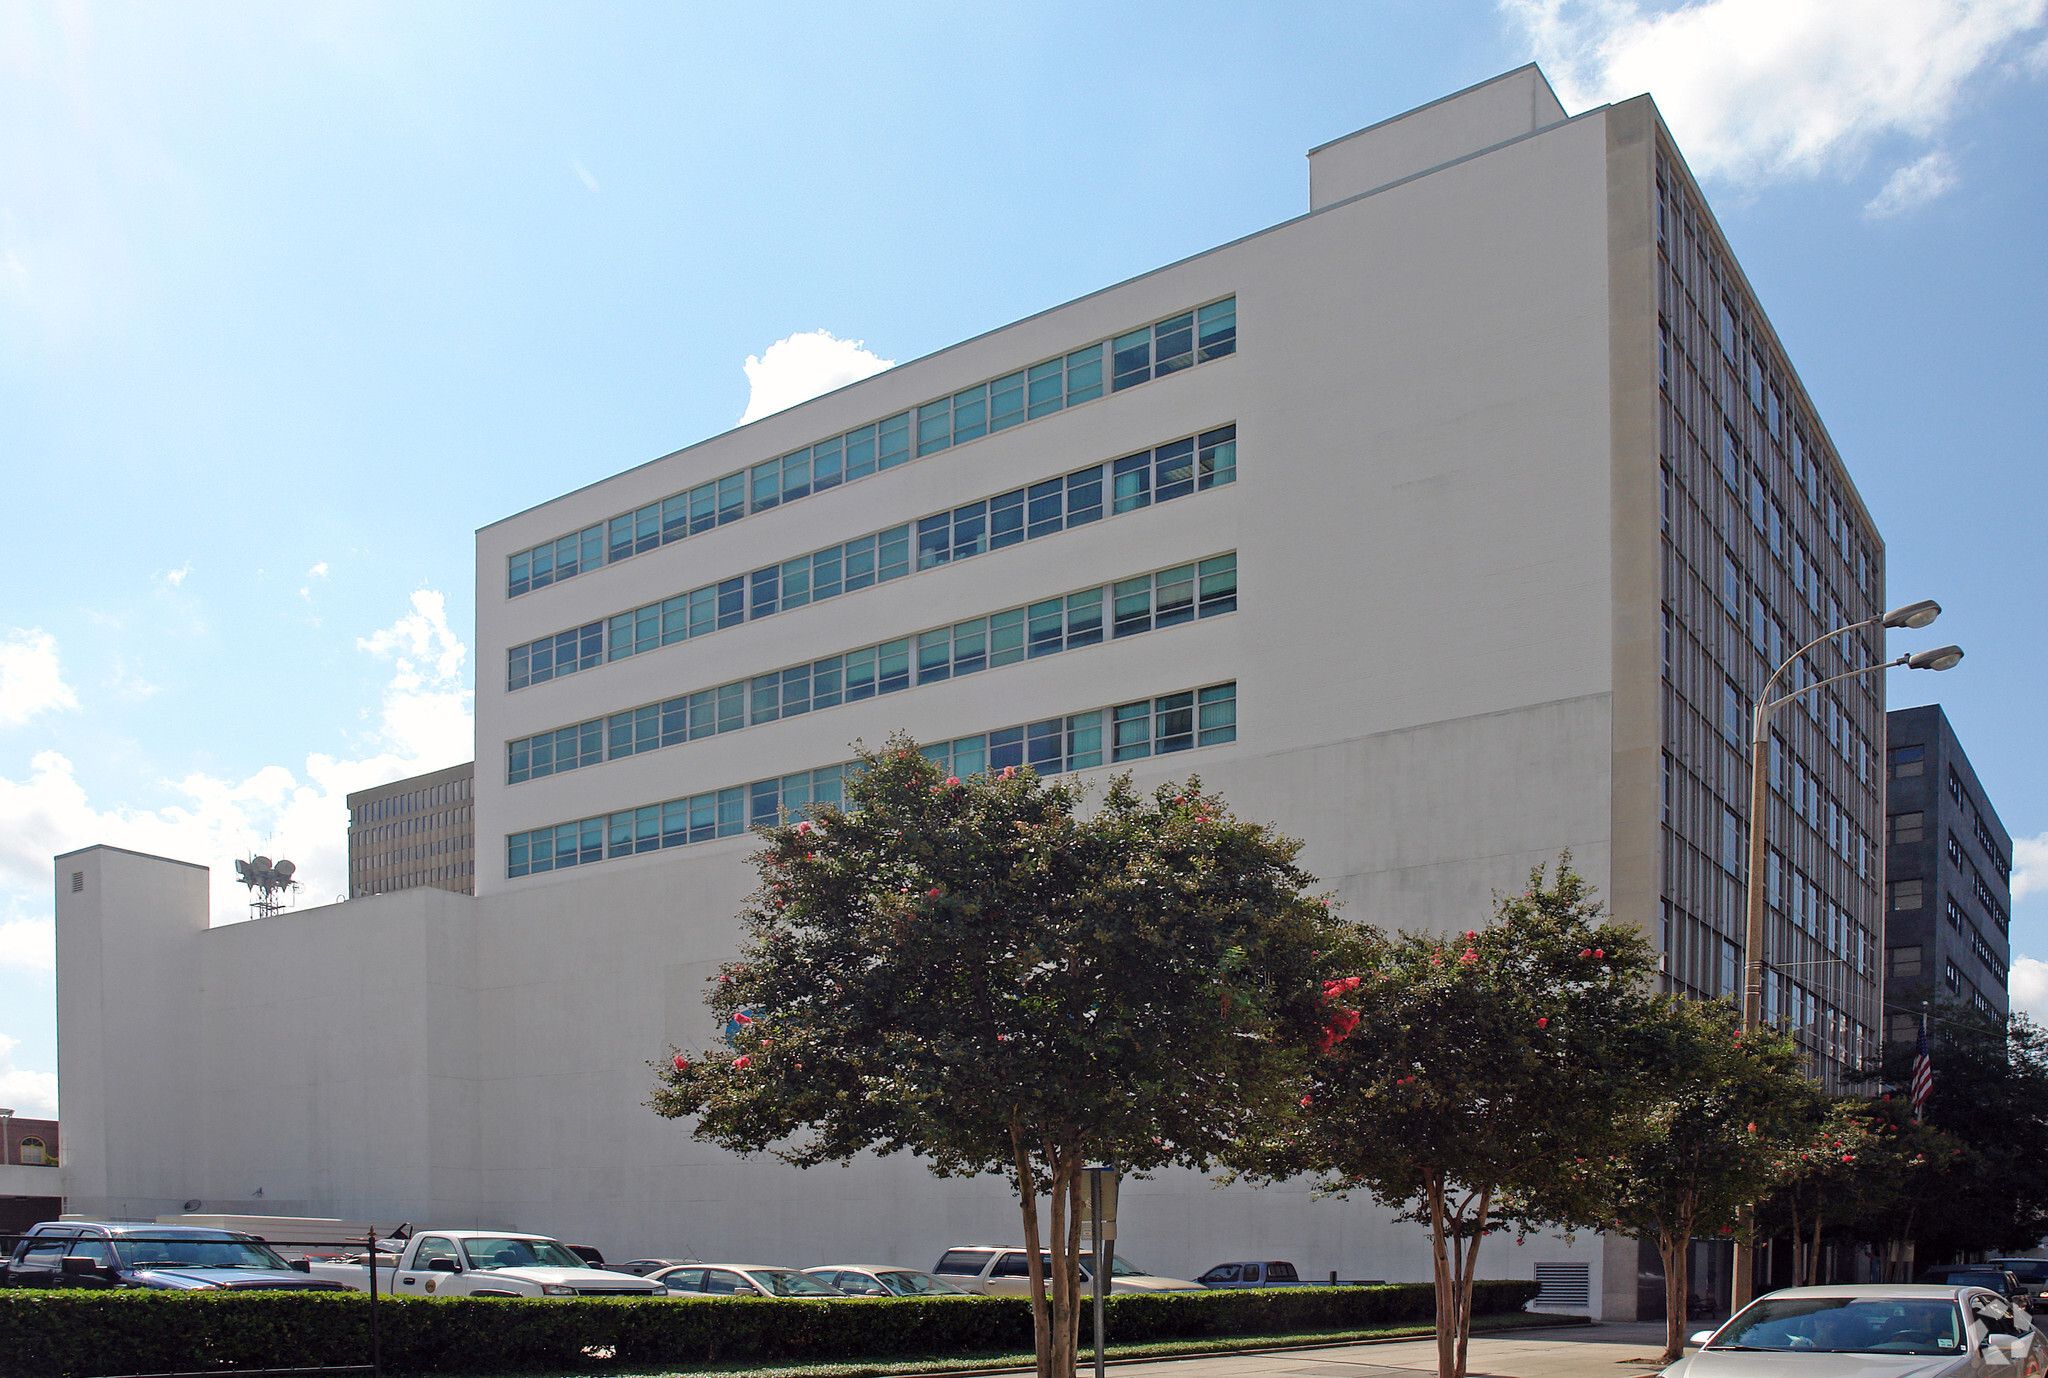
308;1230;666;1299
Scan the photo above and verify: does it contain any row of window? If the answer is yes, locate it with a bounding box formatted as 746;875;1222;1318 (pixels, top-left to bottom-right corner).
505;297;1238;597
507;554;1237;784
503;681;1238;879
506;426;1238;691
352;774;473;824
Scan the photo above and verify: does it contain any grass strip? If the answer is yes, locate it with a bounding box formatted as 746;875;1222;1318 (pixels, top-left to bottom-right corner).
438;1310;1589;1378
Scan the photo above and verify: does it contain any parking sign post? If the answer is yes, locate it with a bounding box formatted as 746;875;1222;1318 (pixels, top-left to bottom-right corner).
1082;1166;1118;1378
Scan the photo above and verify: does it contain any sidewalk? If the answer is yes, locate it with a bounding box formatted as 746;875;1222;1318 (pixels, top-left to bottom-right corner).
1078;1322;1679;1378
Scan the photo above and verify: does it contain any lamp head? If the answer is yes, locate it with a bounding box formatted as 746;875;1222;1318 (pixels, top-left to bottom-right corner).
1883;599;1941;630
1907;645;1964;672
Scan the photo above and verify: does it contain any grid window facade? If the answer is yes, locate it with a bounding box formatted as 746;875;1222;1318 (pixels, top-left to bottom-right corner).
505;298;1237;596
347;765;478;897
505;682;1237;879
1655;149;1883;1088
506;554;1238;785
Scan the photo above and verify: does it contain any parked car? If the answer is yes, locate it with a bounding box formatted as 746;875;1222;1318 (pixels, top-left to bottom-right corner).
0;1221;351;1292
931;1246;1204;1296
804;1264;979;1297
1917;1265;2035;1309
615;1257;701;1276
1197;1261;1303;1288
1662;1283;2040;1376
305;1230;664;1298
649;1263;850;1298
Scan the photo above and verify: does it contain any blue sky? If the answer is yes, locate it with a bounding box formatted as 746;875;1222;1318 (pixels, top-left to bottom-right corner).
3;0;2045;1114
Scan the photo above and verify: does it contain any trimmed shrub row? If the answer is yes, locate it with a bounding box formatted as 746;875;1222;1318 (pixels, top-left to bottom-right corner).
0;1280;1542;1378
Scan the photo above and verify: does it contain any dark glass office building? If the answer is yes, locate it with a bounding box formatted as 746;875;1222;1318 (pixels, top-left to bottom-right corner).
1882;703;2012;1035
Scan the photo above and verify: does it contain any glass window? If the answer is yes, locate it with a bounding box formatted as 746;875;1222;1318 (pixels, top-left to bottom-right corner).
1155;691;1196;753
1112;452;1151;513
917;514;951;570
878;411;912;469
843;424;877;481
990;371;1026;431
1198;425;1237;487
1065;466;1103;526
1198;553;1237;616
952;501;987;560
917;398;952;456
1111;328;1151;391
1155;438;1196;502
1197;683;1237;745
1064;344;1104;405
751;458;781;511
1196;297;1236;361
1028;599;1065;657
1113;700;1152;761
812;437;843;492
952;384;989;444
990;488;1026;548
1026;479;1064;539
1026;359;1065;419
1152;312;1194;376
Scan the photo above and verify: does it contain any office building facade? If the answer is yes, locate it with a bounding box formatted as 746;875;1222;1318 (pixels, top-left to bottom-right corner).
1882;704;2012;1032
346;762;477;897
58;67;1889;1314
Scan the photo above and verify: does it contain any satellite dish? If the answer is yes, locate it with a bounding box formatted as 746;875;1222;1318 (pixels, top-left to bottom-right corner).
274;860;296;881
234;860;250;879
252;856;273;873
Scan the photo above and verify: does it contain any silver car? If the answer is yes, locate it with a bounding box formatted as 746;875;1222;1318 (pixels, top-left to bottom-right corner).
1660;1283;2042;1377
648;1263;849;1298
804;1264;979;1297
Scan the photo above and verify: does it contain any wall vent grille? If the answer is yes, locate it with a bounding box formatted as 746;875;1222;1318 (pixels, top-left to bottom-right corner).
1533;1262;1590;1306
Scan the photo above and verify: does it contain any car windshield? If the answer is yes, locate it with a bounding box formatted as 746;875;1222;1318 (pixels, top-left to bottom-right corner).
113;1236;294;1271
1999;1263;2048;1281
878;1270;968;1296
460;1237;588;1270
748;1268;843;1296
1713;1297;1964;1355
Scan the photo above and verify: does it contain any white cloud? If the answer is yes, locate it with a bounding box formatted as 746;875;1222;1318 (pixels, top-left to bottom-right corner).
0;916;54;976
0;590;472;930
307;562;329;579
0;629;79;727
163;565;190;587
1502;0;2047;199
1864;149;1960;216
2015;831;2048;902
572;158;600;193
2011;955;2048;1021
739;330;894;425
0;1033;58;1117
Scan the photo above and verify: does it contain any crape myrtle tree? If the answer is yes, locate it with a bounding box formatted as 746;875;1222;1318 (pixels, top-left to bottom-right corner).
1832;1096;1964;1283
1231;859;1664;1378
1577;1001;1809;1364
648;739;1364;1378
1753;1100;1883;1287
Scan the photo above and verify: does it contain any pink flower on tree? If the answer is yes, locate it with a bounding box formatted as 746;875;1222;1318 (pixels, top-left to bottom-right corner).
731;1056;752;1069
673;1055;689;1072
1537;1017;1549;1029
927;887;943;898
945;777;960;788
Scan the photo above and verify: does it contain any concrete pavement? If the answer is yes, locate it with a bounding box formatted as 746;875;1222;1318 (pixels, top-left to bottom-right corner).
1082;1322;1681;1378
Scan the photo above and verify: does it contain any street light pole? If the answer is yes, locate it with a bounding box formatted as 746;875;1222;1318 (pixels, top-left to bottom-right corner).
1730;599;1957;1312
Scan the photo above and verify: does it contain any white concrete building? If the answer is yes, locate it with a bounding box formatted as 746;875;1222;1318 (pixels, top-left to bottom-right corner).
58;67;1889;1319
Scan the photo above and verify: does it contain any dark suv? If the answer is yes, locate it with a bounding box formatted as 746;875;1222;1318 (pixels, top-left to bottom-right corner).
0;1221;351;1291
1197;1261;1302;1288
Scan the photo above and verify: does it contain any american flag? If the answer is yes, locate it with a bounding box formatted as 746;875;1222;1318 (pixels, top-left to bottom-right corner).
1910;1019;1934;1123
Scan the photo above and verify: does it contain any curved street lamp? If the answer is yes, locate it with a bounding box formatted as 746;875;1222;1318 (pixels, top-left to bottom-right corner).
1731;601;1962;1309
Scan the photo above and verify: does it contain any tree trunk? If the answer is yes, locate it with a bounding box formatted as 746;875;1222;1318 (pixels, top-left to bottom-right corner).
1806;1214;1824;1288
1012;1125;1051;1378
1658;1211;1693;1364
1452;1186;1492;1378
1046;1146;1076;1378
1426;1175;1457;1378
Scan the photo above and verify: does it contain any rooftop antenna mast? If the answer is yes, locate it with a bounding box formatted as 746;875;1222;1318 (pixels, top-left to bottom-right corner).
234;855;298;919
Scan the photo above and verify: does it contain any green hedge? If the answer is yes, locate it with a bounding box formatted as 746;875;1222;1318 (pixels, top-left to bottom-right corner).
0;1280;1542;1377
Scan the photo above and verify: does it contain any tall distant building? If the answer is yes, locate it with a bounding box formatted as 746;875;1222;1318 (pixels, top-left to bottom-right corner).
59;67;1900;1316
1882;704;2011;1033
346;761;476;897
